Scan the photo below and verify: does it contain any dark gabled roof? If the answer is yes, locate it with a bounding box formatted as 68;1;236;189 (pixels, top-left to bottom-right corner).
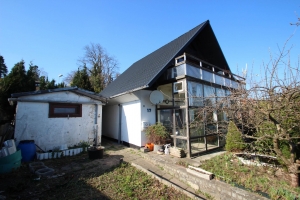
11;87;107;103
100;20;228;98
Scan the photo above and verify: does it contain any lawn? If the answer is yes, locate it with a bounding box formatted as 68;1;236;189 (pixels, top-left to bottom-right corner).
0;152;191;200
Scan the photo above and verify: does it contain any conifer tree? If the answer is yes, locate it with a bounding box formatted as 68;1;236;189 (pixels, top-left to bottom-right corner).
225;121;246;152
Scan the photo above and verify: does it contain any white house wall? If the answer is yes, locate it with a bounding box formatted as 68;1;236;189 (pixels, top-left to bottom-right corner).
14;91;103;151
102;105;119;140
134;90;156;146
102;90;156;147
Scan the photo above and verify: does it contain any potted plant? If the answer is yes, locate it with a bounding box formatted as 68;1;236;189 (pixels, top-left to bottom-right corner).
78;141;89;152
52;147;60;159
145;123;169;152
88;145;105;159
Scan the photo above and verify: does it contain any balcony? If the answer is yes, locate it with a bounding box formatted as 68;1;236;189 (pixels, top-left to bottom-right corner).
166;53;245;89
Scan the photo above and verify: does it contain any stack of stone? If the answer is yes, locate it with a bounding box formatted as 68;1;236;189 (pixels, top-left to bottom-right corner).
169;147;186;158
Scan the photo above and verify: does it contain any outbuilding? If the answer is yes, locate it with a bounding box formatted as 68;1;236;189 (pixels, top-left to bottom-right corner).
10;87;106;151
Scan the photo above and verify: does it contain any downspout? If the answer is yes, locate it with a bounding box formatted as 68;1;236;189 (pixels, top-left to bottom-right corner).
94;104;98;146
118;104;122;144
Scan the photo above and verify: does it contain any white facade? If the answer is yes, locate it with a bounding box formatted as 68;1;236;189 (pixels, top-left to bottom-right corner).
102;90;156;147
14;91;103;151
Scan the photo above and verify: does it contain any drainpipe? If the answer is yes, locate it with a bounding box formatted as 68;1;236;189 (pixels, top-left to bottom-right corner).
118;104;122;144
94;104;98;146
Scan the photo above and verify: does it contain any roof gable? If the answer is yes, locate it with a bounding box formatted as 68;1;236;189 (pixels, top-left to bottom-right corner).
100;20;229;98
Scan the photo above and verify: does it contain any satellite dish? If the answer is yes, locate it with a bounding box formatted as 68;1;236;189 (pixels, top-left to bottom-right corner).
149;90;164;105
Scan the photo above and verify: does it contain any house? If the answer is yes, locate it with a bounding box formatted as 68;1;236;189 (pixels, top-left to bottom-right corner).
10;87;106;151
100;20;245;158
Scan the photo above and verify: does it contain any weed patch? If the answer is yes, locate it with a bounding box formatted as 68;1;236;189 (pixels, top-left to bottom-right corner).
201;152;300;200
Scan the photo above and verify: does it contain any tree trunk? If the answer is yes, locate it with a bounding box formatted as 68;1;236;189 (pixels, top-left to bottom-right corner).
289;165;299;187
290;173;299;188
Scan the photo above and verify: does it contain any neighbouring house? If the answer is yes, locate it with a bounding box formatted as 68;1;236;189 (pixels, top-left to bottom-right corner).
9;87;106;151
100;20;245;158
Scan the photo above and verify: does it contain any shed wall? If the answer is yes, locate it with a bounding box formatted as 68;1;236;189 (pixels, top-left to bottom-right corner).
14;92;102;151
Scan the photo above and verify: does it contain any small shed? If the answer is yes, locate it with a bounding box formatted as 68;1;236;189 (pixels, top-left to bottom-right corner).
10;87;106;151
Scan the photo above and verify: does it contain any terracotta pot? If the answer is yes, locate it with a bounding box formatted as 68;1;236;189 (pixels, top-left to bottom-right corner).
146;143;154;151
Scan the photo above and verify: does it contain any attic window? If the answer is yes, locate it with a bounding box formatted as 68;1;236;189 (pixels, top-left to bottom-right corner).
49;103;82;118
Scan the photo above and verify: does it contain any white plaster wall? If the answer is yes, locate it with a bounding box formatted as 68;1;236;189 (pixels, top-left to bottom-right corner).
14;91;103;151
102;105;119;139
134;90;156;146
101;91;156;147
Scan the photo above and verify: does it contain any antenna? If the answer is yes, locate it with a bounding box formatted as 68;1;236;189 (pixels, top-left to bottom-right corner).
242;63;247;78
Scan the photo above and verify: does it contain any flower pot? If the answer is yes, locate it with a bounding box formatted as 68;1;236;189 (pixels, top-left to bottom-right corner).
53;152;58;159
88;147;104;159
57;151;63;158
43;152;49;160
153;144;163;152
37;153;43;160
146;143;154;151
76;148;81;155
69;149;74;156
64;150;70;156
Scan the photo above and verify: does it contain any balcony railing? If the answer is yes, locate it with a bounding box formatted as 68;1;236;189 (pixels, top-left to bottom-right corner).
166;53;245;89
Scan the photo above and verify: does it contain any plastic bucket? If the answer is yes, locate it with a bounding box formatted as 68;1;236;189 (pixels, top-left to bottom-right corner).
0;150;22;174
17;140;36;162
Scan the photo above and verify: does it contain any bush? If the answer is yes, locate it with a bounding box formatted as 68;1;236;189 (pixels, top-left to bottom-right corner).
225;121;246;152
145;123;169;145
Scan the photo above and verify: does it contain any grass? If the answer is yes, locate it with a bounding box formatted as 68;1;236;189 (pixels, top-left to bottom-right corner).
200;152;300;200
0;152;192;200
87;162;190;199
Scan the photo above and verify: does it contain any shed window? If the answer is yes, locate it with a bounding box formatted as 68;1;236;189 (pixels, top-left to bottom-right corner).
49;103;82;118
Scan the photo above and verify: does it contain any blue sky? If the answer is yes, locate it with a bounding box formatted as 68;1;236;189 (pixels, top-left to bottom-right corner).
0;1;299;83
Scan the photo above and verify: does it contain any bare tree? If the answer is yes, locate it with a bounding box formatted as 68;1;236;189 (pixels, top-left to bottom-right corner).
63;70;77;86
225;37;300;187
79;43;118;93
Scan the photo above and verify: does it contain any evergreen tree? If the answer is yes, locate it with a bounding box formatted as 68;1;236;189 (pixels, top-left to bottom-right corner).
6;60;28;92
0;55;8;78
71;66;92;91
225;121;246;152
26;63;40;91
39;76;47;90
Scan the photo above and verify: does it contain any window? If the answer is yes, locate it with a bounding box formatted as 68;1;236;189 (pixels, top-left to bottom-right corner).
174;81;183;93
49;103;82;118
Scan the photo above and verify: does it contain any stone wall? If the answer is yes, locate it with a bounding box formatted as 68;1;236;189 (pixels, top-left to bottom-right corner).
143;155;269;200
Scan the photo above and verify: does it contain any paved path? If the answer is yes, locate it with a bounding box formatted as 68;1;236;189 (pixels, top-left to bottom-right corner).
103;140;224;200
103;140;269;200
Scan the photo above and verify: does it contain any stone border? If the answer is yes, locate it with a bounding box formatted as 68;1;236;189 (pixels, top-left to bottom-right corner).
131;163;204;200
140;154;269;200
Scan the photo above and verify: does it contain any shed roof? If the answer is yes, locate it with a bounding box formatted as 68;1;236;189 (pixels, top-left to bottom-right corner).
11;87;107;103
100;20;230;99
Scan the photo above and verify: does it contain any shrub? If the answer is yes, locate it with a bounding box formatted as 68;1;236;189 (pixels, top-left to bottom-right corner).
225;121;246;152
145;123;169;145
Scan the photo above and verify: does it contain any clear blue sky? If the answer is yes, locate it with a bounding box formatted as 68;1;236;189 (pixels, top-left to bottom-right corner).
1;1;299;83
